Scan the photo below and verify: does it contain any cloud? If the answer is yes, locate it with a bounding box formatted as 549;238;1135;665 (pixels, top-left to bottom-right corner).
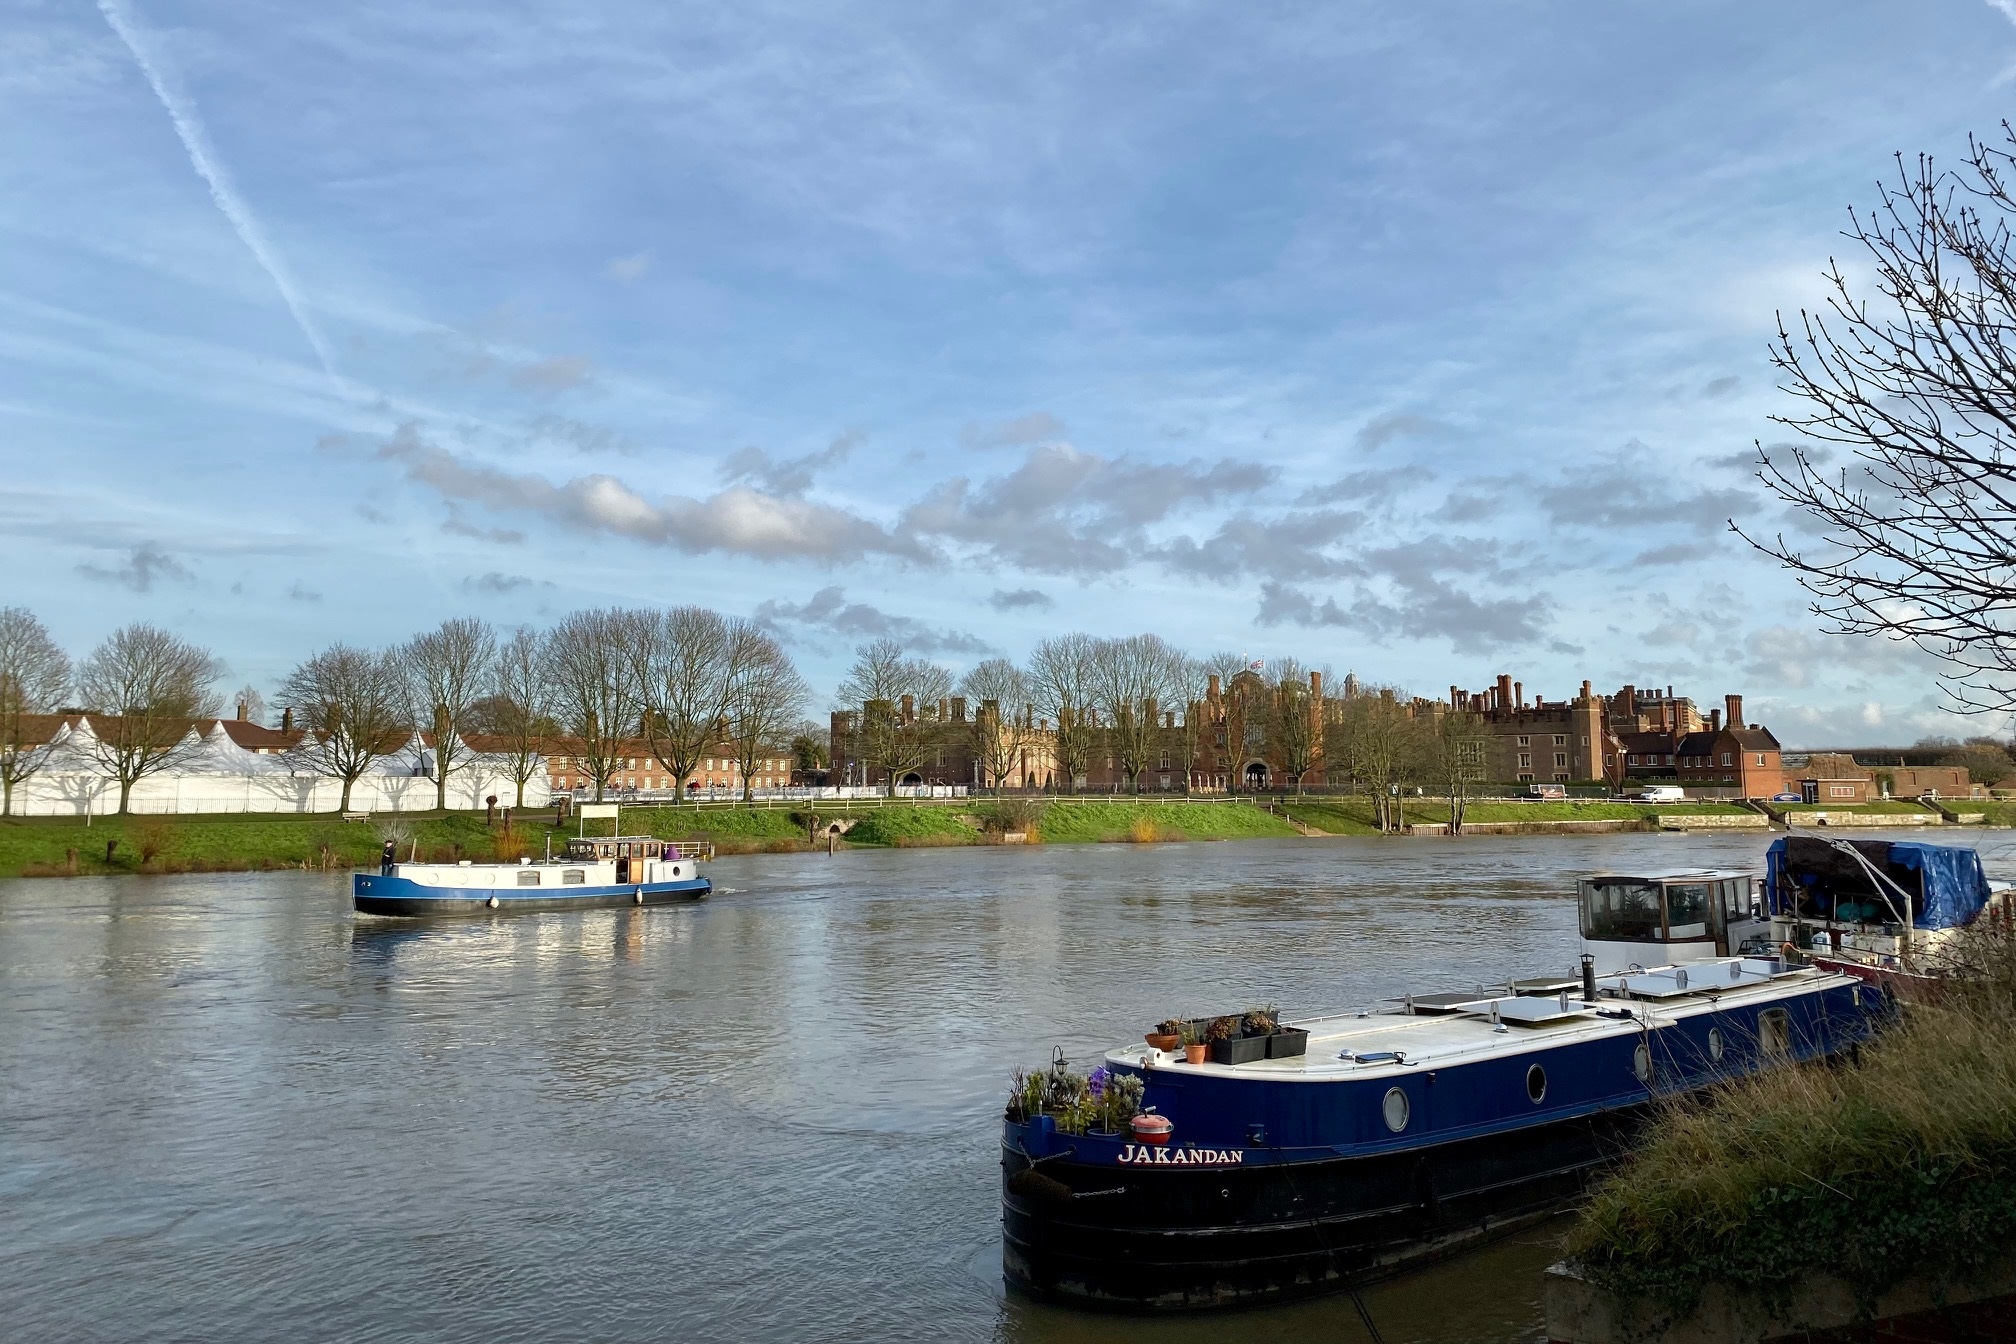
906;443;1277;576
1701;375;1741;398
1156;509;1364;583
348;422;930;565
287;582;323;603
1630;540;1720;566
1355;412;1449;452
721;430;864;496
95;0;344;396
1432;485;1503;523
1294;470;1408;508
754;586;995;655
1534;449;1757;529
1254;577;1559;654
1741;624;1941;692
442;508;526;545
960;412;1066;450
525;414;633;457
606;250;654;282
987;587;1053;612
463;572;537;594
508;355;594;394
1989;0;2016;28
76;542;193;592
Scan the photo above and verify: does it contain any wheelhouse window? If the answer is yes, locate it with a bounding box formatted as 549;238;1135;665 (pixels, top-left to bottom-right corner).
1664;882;1711;938
1581;879;1664;941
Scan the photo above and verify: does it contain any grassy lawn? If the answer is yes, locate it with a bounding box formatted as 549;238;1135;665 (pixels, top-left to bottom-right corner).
1459;800;1753;823
1278;798;1384;835
0;798;1308;876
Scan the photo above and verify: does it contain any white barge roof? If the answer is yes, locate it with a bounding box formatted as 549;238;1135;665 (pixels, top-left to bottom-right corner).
1105;960;1848;1083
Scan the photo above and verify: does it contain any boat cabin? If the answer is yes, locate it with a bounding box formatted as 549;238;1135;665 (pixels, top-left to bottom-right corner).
1578;868;1768;973
1763;837;2000;971
564;836;673;863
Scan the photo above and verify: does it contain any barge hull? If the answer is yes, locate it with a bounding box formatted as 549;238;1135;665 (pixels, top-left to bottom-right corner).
354;876;711;916
1002;1107;1638;1311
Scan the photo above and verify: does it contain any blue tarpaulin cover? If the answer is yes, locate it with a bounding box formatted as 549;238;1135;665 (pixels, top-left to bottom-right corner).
1766;837;1993;931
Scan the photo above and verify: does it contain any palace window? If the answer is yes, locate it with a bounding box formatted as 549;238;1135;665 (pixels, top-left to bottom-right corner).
1517;735;1530;747
1554;753;1568;768
1518;752;1532;768
1553;735;1566;747
1721;753;1733;766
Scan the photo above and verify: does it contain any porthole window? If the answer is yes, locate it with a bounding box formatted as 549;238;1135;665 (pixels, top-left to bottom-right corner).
1633;1042;1653;1083
1381;1087;1410;1133
1526;1064;1547;1104
1707;1027;1724;1062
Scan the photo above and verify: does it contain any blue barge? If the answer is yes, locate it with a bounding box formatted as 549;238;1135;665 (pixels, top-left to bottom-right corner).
1002;865;1891;1311
354;835;711;916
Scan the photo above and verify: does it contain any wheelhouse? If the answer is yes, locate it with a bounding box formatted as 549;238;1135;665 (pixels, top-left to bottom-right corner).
564;836;672;863
1578;868;1763;972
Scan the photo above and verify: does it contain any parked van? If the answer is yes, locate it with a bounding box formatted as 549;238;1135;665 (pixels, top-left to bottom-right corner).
1634;784;1686;804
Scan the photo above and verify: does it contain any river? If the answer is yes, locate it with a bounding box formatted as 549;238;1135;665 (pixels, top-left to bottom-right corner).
2;830;2003;1343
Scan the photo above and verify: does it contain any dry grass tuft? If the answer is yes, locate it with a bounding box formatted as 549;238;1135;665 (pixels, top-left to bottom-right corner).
1567;928;2016;1317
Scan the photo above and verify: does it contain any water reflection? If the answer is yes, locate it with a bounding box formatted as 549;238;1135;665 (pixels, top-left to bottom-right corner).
0;832;1985;1343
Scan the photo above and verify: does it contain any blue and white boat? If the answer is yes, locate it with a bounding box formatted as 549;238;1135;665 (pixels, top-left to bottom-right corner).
353;835;712;916
1001;863;1889;1312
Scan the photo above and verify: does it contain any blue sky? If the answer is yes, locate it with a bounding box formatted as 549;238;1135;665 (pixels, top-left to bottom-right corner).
5;0;2015;745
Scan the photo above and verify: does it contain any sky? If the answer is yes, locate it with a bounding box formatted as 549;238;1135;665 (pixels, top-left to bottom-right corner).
5;0;2015;746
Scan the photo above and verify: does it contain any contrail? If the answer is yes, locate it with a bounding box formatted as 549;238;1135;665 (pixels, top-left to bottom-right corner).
96;0;346;396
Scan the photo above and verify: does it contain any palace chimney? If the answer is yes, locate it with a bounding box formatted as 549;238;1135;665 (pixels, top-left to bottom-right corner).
1709;709;1722;732
1310;670;1322;700
1496;673;1513;711
1580;679;1592;703
281;707;294;734
1208;674;1221;699
1514;681;1524;709
900;694;915;721
1725;694;1744;730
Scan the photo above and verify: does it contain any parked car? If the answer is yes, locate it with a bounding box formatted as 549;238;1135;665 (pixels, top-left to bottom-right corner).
1523;783;1567;800
1919;788;1940;801
1626;784;1687;804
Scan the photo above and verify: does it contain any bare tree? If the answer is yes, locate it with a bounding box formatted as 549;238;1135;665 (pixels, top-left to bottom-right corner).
1028;633;1099;793
1200;650;1252;688
280;644;409;814
836;639;953;794
74;623;219;814
630;606;736;802
1421;708;1494;834
1267;658;1320;795
961;657;1035;792
1326;686;1421;832
1166;655;1214;794
789;718;831;780
401;617;497;810
484;626;557;808
1090;634;1180;793
231;684;266;724
1740;131;2016;713
723;622;808;802
0;608;70;816
545;609;644;803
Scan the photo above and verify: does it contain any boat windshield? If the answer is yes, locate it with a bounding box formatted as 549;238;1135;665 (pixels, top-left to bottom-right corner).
1665;882;1711;938
1581;879;1664;941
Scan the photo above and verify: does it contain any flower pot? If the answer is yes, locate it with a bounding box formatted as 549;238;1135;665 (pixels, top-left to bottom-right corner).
1209;1035;1268;1066
1144;1032;1181;1052
1182;1043;1208;1065
1267;1028;1309;1059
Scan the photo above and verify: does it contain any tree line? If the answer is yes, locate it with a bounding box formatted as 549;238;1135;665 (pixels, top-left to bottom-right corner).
0;605;807;815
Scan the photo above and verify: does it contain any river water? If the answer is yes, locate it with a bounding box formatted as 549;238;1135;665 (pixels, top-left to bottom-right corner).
3;830;2004;1343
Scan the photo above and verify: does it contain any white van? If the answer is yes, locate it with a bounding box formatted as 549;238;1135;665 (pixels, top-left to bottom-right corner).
1634;785;1686;804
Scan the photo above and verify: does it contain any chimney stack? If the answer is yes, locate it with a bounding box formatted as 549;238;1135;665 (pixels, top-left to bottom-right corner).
1709;709;1721;732
1310;670;1322;699
281;707;294;734
1496;674;1513;711
900;694;915;721
1580;679;1592;703
1514;680;1524;709
1208;674;1221;699
1725;694;1743;730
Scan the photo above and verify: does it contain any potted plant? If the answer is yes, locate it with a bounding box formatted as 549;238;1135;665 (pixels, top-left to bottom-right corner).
1208;1013;1268;1066
1145;1017;1184;1052
1179;1020;1208;1065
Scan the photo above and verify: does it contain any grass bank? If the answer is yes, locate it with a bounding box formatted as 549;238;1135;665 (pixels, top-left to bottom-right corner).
1775;799;1940;815
1275;797;1754;835
0;799;1303;878
1565;932;2016;1321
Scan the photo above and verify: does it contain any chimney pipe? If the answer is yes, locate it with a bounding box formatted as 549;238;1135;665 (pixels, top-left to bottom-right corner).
1709;709;1721;732
1208;674;1221;699
1496;673;1513;711
1725;694;1743;730
281;707;294;734
1514;680;1524;709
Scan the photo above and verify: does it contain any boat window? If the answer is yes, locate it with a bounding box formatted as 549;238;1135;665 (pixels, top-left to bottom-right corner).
1760;1008;1790;1057
1707;1027;1724;1062
516;870;540;887
1526;1065;1546;1104
561;869;586;885
1580;879;1664;941
1665;883;1711;938
1716;879;1747;919
1381;1087;1410;1133
1633;1042;1653;1084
